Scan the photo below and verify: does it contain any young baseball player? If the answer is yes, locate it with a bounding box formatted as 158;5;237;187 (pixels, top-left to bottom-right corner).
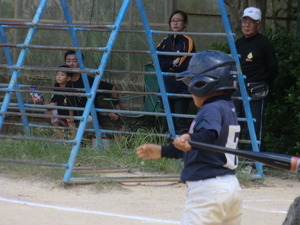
136;50;243;225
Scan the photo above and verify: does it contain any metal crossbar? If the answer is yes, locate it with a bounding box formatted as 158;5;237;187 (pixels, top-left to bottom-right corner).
0;0;264;183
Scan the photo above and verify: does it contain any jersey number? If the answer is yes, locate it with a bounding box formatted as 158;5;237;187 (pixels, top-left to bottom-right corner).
224;125;240;170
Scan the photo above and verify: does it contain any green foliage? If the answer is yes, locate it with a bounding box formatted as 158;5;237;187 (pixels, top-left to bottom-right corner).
0;130;255;183
0;139;70;162
2;132;295;185
209;41;230;54
209;27;300;156
0;131;181;182
86;129;181;174
263;26;300;156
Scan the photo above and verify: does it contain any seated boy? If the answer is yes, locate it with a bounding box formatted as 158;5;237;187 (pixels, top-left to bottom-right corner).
44;65;77;138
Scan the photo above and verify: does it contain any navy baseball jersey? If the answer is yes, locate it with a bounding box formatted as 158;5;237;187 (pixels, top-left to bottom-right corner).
161;95;240;182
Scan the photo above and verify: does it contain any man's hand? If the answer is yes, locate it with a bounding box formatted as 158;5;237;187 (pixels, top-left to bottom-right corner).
109;112;119;121
173;57;181;65
173;134;191;151
136;144;162;160
34;98;44;105
109;102;121;121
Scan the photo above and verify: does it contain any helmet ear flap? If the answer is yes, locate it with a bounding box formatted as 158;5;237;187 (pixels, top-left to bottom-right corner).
188;76;217;97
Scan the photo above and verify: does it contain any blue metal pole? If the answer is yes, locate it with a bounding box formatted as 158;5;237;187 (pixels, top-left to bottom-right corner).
217;0;263;178
60;0;102;143
62;0;132;182
135;0;176;137
0;0;49;132
0;26;30;135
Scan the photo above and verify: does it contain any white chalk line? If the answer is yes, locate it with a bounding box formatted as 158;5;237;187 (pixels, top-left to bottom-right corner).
243;206;287;214
0;197;180;224
0;196;290;223
243;199;291;214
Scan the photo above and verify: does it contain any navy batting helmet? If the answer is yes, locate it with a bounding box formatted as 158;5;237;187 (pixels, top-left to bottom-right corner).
176;50;237;97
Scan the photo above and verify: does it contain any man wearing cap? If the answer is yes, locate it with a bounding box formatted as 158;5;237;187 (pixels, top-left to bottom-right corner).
234;7;278;151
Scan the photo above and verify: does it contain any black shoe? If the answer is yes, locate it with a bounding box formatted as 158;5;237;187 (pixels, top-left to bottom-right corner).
283;196;300;225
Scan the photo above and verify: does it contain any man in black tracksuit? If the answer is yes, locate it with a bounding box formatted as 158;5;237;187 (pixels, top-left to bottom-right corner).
234;7;278;150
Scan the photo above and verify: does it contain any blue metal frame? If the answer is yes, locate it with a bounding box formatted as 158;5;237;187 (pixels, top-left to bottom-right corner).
135;0;176;137
62;0;132;182
0;0;264;182
0;0;48;133
0;26;30;135
217;0;264;178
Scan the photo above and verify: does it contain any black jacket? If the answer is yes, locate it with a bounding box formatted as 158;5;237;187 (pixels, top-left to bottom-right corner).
156;34;196;94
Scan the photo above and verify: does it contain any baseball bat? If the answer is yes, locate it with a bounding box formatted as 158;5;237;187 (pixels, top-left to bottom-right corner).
187;140;300;173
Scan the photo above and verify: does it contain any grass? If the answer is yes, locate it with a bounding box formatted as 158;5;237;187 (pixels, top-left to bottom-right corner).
0;130;299;189
0;129;181;183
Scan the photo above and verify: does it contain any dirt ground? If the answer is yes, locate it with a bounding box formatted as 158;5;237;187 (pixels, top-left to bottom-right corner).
0;172;299;225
